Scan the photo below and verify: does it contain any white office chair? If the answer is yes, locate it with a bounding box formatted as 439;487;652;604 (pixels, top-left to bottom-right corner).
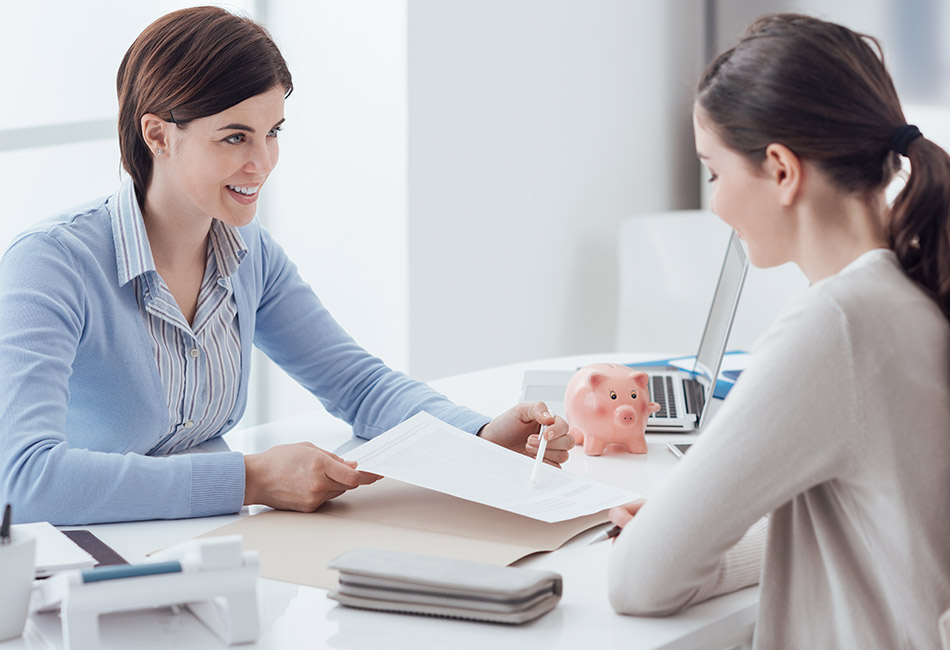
615;210;808;356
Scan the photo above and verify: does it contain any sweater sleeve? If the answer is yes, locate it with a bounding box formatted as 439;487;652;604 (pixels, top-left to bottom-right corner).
250;226;491;438
0;233;245;525
608;288;860;615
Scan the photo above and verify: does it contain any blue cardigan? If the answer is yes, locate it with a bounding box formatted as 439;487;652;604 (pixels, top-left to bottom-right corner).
0;189;489;525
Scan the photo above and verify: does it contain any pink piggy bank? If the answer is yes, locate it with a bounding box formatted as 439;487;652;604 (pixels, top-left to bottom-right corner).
564;363;661;456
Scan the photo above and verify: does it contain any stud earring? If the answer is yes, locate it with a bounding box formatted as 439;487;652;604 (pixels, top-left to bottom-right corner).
156;149;164;156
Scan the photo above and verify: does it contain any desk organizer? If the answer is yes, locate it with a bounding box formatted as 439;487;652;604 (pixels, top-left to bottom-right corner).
31;535;259;649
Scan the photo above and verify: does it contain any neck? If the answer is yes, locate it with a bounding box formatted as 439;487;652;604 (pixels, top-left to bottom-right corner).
793;185;889;283
141;179;212;272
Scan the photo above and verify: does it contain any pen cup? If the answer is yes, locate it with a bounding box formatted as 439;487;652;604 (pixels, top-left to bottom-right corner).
0;528;36;641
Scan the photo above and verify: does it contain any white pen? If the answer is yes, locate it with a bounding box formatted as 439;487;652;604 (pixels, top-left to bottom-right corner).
529;426;548;484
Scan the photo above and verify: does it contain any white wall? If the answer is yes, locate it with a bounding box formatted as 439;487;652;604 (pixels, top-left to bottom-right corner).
255;1;409;423
407;0;706;380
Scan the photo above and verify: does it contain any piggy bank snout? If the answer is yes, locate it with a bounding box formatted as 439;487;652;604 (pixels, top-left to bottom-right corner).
613;404;638;427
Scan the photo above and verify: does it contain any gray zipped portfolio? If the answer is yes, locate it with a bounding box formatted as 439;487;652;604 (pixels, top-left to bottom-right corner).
327;548;562;624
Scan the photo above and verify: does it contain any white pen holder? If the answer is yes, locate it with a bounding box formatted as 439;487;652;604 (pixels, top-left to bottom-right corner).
0;529;36;642
30;535;259;649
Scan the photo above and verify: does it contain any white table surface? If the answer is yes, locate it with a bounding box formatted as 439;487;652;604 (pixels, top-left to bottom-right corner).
7;353;757;650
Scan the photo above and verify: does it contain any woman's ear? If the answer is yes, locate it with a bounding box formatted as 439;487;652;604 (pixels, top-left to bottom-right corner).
140;113;169;157
763;143;802;207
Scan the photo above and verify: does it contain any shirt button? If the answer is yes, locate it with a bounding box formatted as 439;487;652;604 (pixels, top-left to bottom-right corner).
184;420;195;429
189;348;200;359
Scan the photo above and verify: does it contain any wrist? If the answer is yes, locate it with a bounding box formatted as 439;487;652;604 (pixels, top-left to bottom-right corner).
243;453;261;506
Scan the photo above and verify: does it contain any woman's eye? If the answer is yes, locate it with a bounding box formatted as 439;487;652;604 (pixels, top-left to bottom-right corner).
267;126;283;138
609;391;617;400
224;133;245;144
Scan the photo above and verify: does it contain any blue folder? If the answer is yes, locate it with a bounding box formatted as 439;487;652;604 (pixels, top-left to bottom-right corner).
624;350;749;400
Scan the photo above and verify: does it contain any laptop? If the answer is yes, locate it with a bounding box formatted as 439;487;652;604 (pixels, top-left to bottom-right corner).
520;229;749;432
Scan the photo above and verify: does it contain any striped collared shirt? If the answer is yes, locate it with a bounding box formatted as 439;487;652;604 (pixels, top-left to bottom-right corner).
112;180;246;456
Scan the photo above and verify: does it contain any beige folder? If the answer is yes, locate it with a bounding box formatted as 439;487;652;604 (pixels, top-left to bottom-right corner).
200;478;609;590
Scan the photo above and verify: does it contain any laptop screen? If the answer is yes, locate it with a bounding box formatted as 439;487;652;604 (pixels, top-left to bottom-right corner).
691;230;748;425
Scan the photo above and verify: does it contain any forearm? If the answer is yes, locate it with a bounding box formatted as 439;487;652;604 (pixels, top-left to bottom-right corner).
3;441;245;525
608;517;767;616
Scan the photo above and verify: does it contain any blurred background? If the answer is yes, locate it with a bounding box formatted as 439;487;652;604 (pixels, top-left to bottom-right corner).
2;0;948;428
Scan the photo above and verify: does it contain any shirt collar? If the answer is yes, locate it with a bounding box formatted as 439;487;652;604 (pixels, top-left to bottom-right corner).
110;178;248;286
208;218;248;279
110;178;155;287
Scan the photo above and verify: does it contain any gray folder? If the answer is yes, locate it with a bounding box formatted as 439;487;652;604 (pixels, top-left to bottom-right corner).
328;547;562;624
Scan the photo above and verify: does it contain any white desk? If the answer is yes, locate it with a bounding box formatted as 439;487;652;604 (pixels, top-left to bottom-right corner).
8;353;757;650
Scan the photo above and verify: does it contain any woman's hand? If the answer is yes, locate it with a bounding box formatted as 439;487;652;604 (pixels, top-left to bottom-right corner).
243;442;381;511
608;498;647;531
477;401;575;467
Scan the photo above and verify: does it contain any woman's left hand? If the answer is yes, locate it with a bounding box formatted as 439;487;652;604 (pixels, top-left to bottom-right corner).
478;402;574;467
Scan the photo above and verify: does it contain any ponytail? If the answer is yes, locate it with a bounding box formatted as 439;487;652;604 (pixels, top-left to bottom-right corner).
889;138;950;321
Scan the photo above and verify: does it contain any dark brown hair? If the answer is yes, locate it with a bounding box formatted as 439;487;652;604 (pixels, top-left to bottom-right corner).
697;13;950;320
117;6;293;203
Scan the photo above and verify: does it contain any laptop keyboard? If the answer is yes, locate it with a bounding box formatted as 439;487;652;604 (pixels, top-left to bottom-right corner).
650;375;677;419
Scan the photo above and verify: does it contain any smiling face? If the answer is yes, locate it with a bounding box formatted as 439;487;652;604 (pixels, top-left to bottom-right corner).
693;108;794;268
145;85;286;228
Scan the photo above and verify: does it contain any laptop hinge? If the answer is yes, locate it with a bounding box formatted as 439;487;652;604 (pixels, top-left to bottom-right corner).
683;378;705;418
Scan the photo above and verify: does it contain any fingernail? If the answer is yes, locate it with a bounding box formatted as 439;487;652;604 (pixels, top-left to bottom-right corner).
542;411;552;418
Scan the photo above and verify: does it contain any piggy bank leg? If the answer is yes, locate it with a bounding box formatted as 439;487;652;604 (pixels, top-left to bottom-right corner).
583;436;606;456
569;426;584;445
625;434;648;454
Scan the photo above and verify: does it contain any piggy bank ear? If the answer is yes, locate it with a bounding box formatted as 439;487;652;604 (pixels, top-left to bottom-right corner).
631;372;650;390
587;372;609;389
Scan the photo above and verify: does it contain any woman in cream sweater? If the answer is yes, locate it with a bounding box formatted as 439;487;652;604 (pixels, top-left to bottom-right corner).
608;14;950;649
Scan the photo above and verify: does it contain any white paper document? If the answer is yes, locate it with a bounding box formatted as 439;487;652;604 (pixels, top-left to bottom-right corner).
347;412;641;523
13;522;96;577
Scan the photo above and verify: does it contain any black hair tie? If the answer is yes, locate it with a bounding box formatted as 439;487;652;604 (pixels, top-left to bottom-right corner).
890;124;923;156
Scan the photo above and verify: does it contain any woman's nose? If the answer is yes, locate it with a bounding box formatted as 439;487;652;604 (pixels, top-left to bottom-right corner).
245;139;278;174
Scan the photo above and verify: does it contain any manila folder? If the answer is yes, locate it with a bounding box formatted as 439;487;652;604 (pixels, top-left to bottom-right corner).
199;477;608;589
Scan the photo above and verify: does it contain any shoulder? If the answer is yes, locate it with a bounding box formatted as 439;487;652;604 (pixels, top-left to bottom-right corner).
0;195;119;301
816;249;924;305
814;249;946;342
6;194;114;262
753;278;848;355
759;250;943;351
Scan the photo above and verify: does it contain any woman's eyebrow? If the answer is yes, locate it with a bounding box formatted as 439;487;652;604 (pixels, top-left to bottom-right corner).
218;123;254;133
217;118;285;133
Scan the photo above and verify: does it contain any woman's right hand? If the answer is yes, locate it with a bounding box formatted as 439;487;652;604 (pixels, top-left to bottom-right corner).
608;498;647;530
243;442;381;511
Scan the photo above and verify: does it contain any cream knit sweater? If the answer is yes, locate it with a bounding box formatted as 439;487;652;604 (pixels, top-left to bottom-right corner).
608;249;950;649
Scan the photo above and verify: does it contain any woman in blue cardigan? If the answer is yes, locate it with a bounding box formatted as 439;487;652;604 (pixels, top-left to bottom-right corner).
0;6;573;525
